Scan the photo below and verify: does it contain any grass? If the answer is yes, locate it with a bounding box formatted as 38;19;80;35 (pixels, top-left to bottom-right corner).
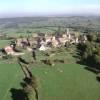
0;40;100;100
0;62;23;100
0;40;11;48
31;63;100;100
0;60;100;100
4;26;58;38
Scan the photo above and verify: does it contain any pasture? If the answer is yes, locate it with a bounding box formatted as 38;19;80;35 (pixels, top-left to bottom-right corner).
0;53;100;100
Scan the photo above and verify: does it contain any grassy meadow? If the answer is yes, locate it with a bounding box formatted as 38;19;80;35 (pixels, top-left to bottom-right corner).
0;40;100;100
0;61;100;100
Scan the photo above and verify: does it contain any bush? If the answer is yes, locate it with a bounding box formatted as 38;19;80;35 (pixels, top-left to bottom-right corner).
41;59;54;66
2;55;13;59
77;34;100;70
94;54;100;66
53;59;66;64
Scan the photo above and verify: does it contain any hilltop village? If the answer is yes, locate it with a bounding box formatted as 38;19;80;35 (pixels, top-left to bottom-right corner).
3;28;87;55
16;29;87;49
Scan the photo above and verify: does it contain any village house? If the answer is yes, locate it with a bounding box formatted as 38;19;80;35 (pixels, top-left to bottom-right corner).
4;46;14;55
4;45;24;56
15;28;88;51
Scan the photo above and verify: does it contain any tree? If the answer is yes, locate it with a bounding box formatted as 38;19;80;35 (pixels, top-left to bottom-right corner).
96;34;100;43
18;57;38;100
87;34;97;42
94;54;100;66
55;26;62;37
32;49;36;61
77;33;100;70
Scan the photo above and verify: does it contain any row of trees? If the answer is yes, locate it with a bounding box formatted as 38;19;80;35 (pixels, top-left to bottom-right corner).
17;57;38;100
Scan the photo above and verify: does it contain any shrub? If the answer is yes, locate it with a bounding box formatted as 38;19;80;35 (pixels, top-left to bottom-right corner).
2;55;13;59
41;59;54;66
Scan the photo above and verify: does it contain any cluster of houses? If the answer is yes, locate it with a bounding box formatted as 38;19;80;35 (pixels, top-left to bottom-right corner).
0;28;87;56
16;28;87;51
4;45;24;56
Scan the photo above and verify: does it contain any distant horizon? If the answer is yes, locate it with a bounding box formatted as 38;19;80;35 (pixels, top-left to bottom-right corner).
0;0;100;18
0;13;100;19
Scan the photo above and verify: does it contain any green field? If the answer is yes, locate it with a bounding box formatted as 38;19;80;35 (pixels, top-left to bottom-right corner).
0;40;11;48
0;39;100;100
0;59;100;100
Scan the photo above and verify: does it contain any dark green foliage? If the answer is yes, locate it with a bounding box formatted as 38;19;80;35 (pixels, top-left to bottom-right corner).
18;57;29;65
96;34;100;43
23;77;38;100
94;54;100;65
87;34;97;42
32;50;36;61
41;59;54;66
65;41;70;48
53;59;65;63
77;34;100;70
2;54;13;59
10;88;28;100
18;59;38;100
